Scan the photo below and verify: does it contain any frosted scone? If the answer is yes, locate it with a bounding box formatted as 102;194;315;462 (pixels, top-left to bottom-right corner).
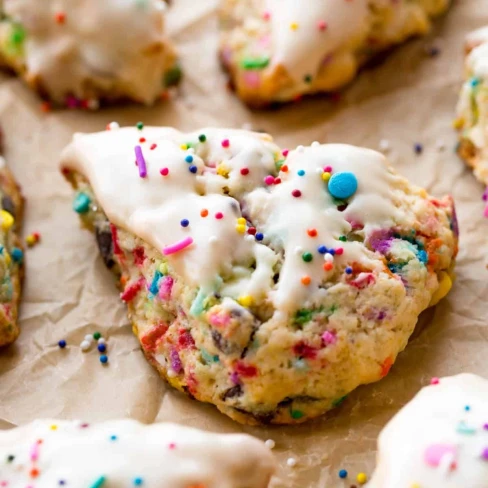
0;147;24;347
219;0;450;106
456;27;488;216
0;0;180;108
369;374;488;488
0;419;276;488
60;127;458;425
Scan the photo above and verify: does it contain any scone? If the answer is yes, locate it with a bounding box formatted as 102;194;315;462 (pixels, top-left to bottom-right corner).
219;0;451;106
0;138;24;347
0;419;276;488
456;27;488;216
369;374;488;488
60;127;458;425
0;0;180;108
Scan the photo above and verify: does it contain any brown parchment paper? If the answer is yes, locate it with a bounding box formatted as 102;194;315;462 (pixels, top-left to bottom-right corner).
1;0;487;486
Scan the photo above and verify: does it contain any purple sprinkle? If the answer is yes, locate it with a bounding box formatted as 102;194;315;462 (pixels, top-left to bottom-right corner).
377;310;386;320
135;145;147;178
482;448;488;460
367;229;393;254
483;187;488;202
230;372;240;385
483;423;488;430
170;349;183;374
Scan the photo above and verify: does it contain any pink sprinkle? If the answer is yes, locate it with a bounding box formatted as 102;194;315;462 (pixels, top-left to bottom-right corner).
160;167;169;176
484;203;488;218
317;20;327;31
168;443;176;450
159;276;174;301
209;312;230;327
282;149;289;157
424;444;456;468
243;71;261;89
163;237;193;256
30;442;40;462
324;166;332;173
135;145;147;178
430;377;440;385
230;372;240;384
215;212;224;219
222;139;230;148
262;10;271;20
292;189;302;198
264;175;274;185
1;480;8;486
322;330;337;345
335;247;344;255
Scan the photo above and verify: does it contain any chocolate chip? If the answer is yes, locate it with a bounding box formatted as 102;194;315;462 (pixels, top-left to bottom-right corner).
233;407;274;425
221;384;243;401
95;227;115;269
211;330;235;354
1;196;15;218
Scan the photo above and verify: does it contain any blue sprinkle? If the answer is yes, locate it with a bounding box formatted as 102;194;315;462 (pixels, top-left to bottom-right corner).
327;172;358;200
328;249;335;256
470;77;481;88
149;270;162;295
414;143;423;155
0;246;3;254
58;481;66;486
133;478;144;486
109;435;117;441
418;250;428;264
180;219;190;227
100;355;108;364
58;340;67;349
297;169;305;176
73;192;91;213
255;233;264;241
189;165;198;173
338;469;348;479
98;344;106;353
185;155;194;163
11;247;23;263
317;245;327;254
465;405;471;411
345;266;353;275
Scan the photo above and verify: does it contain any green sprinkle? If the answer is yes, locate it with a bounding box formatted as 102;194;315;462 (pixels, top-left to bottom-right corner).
93;332;101;340
290;410;304;419
332;395;347;407
190;289;206;317
136;122;144;130
201;348;219;364
241;57;270;70
164;64;182;87
275;159;285;171
89;476;106;488
294;308;313;325
338;236;347;242
10;24;25;45
6;454;14;463
456;421;476;435
73;192;91;214
303;74;312;83
302;252;313;263
198;134;207;143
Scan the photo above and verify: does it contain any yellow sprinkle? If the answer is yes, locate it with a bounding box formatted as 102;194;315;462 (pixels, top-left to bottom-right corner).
0;210;14;231
290;22;299;31
429;271;453;306
356;473;367;485
180;144;188;150
216;165;229;177
158;262;168;275
236;225;246;234
237;217;246;225
452;117;465;130
26;235;37;246
4;252;11;266
50;424;58;431
410;484;421;488
237;295;254;307
322;172;331;182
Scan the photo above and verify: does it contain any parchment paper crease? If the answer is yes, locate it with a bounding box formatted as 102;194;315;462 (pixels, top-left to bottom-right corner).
0;1;487;486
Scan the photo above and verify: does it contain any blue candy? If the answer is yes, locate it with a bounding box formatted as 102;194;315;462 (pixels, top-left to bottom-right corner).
327;172;358;200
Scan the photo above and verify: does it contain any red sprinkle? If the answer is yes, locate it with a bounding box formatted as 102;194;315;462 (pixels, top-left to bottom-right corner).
282;149;289;157
132;247;146;266
292;189;302;198
110;223;122;255
335;247;344;255
247;227;256;235
307;228;317;237
140;322;168;353
293;341;317;359
120;279;144;302
324;166;332;173
139;137;146;143
235;361;258;378
160;167;169;176
54;12;66;24
317;20;327;31
178;328;195;349
215;212;224;219
240;168;250;176
222;139;230;148
273;177;281;185
150;143;157;150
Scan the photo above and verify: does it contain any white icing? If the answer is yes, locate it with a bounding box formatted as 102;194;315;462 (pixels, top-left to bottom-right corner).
263;0;447;82
0;419;275;488
60;128;406;315
369;374;488;488
2;0;173;104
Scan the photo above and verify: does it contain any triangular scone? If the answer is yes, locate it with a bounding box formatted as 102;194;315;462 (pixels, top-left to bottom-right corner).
369;374;488;488
0;143;24;347
0;419;276;488
219;0;450;106
0;0;180;108
61;127;458;425
456;27;488;216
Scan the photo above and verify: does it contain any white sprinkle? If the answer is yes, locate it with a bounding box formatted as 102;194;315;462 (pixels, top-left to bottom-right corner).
108;121;120;130
84;334;94;343
311;141;320;147
315;167;323;174
208;236;218;244
324;253;334;263
294;246;303;255
245;234;255;242
296;145;305;153
80;340;91;352
264;439;276;449
187;147;195;155
379;139;390;152
287;457;297;467
98;338;106;345
87;99;100;111
167;369;177;378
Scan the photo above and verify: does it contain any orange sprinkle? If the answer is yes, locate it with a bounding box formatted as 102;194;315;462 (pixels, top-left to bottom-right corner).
40;101;51;113
54;12;66;24
307;228;317;237
280;165;289;172
139;137;146;143
380;356;393;378
200;209;209;218
323;262;333;271
30;469;40;478
301;276;311;285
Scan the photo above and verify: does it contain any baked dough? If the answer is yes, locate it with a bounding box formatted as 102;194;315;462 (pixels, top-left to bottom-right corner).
219;0;451;106
60;127;458;425
0;0;179;107
456;26;488;215
369;374;488;488
0;418;275;488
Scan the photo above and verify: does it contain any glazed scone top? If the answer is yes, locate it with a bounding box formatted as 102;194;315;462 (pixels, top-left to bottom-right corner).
0;419;275;488
1;0;172;104
260;0;448;82
369;374;488;488
62;127;434;315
